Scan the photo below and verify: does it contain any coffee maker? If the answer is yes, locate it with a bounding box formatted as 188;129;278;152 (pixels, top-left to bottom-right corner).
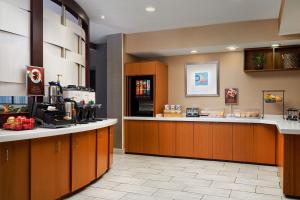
63;85;103;123
32;75;75;128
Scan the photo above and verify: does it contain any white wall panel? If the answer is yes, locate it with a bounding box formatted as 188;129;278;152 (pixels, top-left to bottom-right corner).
67;19;86;40
0;32;30;84
0;0;30;11
43;42;61;57
44;52;78;86
44;8;61;25
66;51;85;66
81;67;86;87
0;82;26;96
43;18;77;52
0;1;30;37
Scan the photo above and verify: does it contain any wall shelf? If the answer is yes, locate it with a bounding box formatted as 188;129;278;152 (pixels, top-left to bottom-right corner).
244;45;300;72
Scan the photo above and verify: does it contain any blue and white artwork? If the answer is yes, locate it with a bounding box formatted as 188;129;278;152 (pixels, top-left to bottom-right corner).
195;72;208;86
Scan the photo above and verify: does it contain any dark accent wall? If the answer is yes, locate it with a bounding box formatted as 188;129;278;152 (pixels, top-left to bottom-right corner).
90;44;107;118
31;0;43;66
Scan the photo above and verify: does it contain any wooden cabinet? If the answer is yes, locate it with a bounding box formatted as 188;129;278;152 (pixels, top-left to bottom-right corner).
254;124;276;164
125;61;168;116
158;121;176;156
0;140;29;200
143;121;159;154
125;120;143;153
233;124;254;162
125;61;156;76
97;128;109;178
194;122;213;159
213;123;233;161
109;126;114;167
72;130;96;192
175;122;194;157
31;135;70;200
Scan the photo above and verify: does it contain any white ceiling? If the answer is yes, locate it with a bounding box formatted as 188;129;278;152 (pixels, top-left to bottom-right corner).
75;0;282;43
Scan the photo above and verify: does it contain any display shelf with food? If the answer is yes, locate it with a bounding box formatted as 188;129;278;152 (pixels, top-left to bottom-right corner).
232;109;261;118
262;90;285;119
200;108;225;118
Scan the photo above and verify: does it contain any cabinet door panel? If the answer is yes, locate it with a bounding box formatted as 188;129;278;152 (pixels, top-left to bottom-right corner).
72;131;96;191
175;122;194;157
0;140;29;200
125;121;143;153
194;122;213;159
31;135;70;200
143;121;159;154
97;128;109;177
213;123;233;161
109;126;114;167
125;63;140;75
158;121;176;156
140;61;156;75
233;124;254;162
254;124;276;164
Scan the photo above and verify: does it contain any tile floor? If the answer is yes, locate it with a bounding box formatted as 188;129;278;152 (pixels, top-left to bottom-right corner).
66;152;297;200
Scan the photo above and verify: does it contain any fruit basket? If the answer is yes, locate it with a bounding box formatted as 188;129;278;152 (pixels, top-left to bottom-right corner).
2;116;35;131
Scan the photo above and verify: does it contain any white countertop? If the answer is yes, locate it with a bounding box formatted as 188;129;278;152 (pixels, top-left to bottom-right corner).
124;115;300;135
0;119;118;143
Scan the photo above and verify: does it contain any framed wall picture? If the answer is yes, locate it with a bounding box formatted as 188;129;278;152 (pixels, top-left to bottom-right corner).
185;61;219;96
26;66;45;96
225;88;239;104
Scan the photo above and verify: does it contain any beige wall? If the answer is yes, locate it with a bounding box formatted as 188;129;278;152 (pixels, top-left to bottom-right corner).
125;19;300;55
157;51;300;114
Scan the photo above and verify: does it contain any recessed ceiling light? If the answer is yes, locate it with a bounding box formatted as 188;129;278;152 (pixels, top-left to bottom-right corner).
190;50;198;54
272;43;280;48
145;6;156;12
226;46;238;51
100;15;105;20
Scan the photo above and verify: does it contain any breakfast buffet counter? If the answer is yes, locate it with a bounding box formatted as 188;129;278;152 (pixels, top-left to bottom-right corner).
124;115;300;135
0;119;117;200
0;119;117;142
124;115;300;197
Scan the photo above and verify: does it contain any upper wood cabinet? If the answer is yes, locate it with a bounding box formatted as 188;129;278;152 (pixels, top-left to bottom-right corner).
97;128;109;178
158;121;176;156
194;122;213;159
212;123;233;161
0;140;30;200
233;124;254;162
71;130;97;192
125;61;157;76
31;135;70;200
253;124;276;164
143;121;159;154
175;122;194;157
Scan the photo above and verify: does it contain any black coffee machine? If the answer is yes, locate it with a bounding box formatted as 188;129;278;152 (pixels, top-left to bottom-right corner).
76;104;103;124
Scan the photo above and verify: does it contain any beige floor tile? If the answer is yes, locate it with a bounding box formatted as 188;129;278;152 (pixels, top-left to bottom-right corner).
256;186;283;196
81;187;127;200
196;173;236;182
134;173;173;181
112;183;158;195
218;171;258;179
120;193;168;200
212;181;256;192
101;175;147;185
90;180;121;189
183;185;231;197
142;180;186;190
153;189;203;200
235;177;279;188
171;176;212;187
230;191;282;200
